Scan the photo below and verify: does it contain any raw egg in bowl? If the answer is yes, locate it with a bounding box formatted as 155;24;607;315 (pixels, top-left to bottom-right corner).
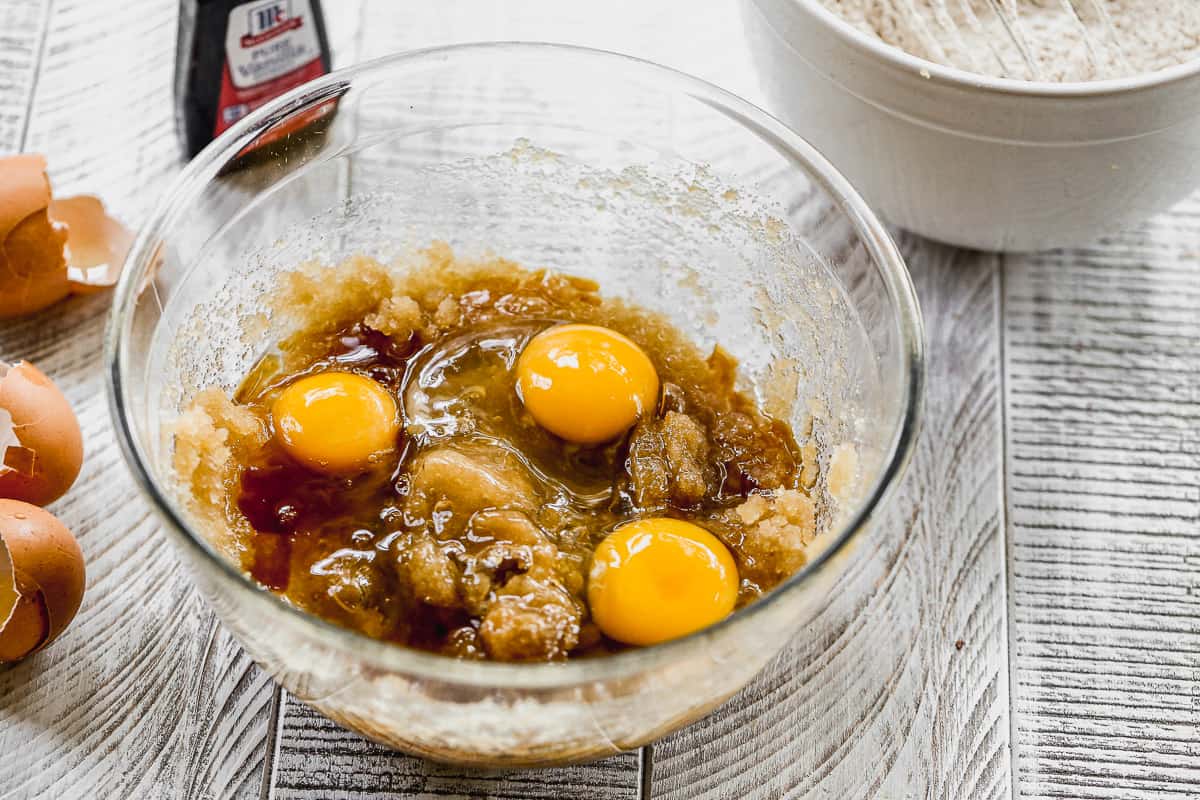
107;44;922;766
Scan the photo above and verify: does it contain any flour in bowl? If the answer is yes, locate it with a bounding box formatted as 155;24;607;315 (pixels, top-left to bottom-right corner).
820;0;1200;81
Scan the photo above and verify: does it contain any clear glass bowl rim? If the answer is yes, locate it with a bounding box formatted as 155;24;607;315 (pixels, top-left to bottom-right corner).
105;41;926;689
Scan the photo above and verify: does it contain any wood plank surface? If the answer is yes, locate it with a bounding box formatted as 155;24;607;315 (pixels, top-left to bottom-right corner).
650;241;1011;798
271;698;641;800
20;0;180;221
0;2;276;799
4;0;1198;798
0;0;46;151
1003;209;1200;799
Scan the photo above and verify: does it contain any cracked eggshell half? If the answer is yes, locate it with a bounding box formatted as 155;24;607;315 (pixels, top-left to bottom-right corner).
0;156;132;317
0;155;69;318
0;360;84;506
0;499;85;663
50;194;133;293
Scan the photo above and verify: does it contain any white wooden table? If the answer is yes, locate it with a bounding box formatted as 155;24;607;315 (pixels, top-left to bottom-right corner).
1;2;1197;798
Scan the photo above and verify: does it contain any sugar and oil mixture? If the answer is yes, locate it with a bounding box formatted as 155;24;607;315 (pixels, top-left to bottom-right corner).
173;246;832;662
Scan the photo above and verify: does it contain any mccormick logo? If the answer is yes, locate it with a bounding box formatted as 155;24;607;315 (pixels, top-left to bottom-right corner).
240;0;304;48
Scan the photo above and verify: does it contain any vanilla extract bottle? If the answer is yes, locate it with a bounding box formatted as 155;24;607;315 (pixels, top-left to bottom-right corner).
176;0;333;159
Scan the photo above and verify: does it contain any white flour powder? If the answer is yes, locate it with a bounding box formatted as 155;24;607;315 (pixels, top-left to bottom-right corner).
820;0;1200;81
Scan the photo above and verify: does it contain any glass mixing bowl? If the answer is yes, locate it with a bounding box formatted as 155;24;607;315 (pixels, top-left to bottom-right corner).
106;43;924;766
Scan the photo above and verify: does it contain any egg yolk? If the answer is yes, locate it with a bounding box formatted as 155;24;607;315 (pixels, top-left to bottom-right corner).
515;324;659;444
587;518;739;646
271;372;400;474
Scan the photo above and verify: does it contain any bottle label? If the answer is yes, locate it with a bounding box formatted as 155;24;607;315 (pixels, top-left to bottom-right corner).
213;0;327;138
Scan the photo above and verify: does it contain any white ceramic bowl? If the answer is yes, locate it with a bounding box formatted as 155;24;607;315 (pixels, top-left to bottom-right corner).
743;0;1200;251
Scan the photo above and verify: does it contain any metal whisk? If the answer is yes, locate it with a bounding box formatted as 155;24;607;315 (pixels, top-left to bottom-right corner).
893;0;1130;80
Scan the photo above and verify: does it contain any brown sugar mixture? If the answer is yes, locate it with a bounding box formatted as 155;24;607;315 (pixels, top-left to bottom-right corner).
173;244;823;662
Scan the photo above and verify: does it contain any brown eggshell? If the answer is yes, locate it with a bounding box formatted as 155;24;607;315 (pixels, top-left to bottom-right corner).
49;194;133;293
0;155;53;239
0;361;84;506
0;155;69;319
0;499;85;663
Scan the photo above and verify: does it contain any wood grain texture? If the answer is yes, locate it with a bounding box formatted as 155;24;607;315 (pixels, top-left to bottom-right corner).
649;239;1012;798
0;0;46;151
271;695;640;800
0;2;276;799
9;0;1196;798
1003;209;1200;799
20;0;180;222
